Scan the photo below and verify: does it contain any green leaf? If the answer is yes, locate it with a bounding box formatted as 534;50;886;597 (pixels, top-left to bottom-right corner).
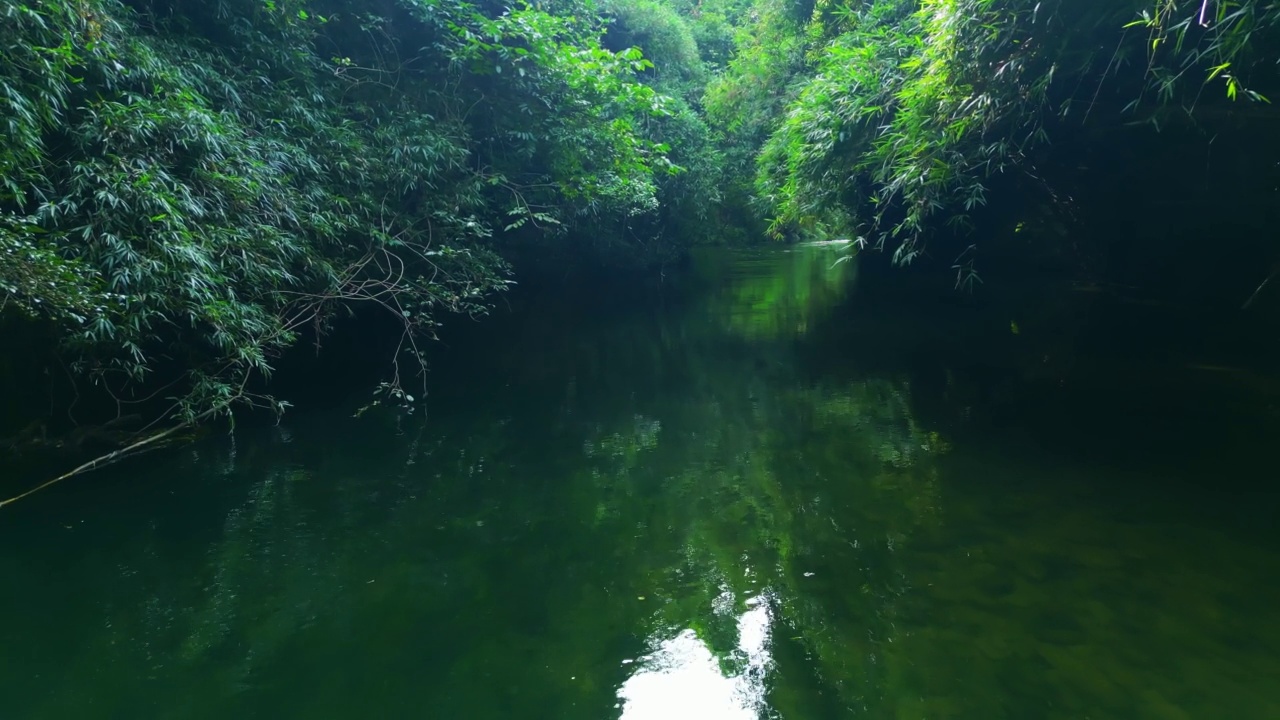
1206;62;1230;82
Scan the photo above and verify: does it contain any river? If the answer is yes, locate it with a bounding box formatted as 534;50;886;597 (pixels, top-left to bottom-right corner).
2;244;1278;718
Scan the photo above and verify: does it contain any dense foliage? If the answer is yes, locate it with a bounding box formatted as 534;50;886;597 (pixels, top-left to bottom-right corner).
710;0;1280;274
1;0;686;426
4;0;1279;450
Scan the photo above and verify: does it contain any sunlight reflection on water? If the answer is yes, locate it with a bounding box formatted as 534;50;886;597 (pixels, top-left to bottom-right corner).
617;596;773;720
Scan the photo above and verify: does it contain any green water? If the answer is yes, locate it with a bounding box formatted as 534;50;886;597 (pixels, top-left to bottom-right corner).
3;245;1279;719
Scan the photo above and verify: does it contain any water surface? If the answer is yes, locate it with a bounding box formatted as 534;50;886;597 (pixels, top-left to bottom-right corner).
2;245;1278;719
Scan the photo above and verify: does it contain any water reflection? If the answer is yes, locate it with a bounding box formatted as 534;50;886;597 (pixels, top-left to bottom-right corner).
619;597;773;720
2;245;1279;719
694;243;856;341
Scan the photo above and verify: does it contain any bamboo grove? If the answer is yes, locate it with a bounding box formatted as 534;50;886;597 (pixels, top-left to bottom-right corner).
3;0;1277;442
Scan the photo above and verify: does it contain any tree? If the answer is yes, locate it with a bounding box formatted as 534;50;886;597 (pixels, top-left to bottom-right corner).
0;0;680;466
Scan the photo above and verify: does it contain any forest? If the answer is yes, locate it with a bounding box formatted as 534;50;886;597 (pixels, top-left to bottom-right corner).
4;2;1280;717
2;0;1279;473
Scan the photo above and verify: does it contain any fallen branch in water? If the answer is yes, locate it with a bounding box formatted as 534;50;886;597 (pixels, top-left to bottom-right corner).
0;409;213;511
1242;269;1276;310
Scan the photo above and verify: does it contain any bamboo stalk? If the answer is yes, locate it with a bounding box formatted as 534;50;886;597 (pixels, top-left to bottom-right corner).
0;409;214;510
1241;271;1275;310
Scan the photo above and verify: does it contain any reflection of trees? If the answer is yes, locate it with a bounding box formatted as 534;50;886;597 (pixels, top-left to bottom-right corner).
24;450;339;718
177;466;333;674
693;243;857;342
11;245;1274;719
874;471;1280;719
576;369;952;713
18;246;948;718
25;416;529;718
558;244;948;713
765;377;949;713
